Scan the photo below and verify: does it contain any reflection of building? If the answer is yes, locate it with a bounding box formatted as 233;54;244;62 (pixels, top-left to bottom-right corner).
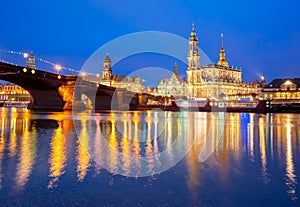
185;24;261;100
157;63;186;98
100;54;144;93
261;78;300;100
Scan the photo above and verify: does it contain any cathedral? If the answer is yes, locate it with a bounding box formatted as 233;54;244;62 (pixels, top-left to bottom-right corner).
158;24;262;101
99;24;262;101
185;24;261;100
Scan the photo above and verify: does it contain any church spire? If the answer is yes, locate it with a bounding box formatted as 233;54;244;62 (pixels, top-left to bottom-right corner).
217;33;229;67
174;62;178;75
187;23;200;71
101;53;112;86
27;53;36;69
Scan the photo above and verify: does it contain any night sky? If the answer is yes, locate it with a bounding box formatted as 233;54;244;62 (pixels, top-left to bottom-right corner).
1;0;299;83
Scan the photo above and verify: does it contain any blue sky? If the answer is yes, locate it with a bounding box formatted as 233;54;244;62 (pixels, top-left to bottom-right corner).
0;0;299;83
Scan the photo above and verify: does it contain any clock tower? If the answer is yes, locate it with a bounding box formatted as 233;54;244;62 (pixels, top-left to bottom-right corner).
101;54;113;86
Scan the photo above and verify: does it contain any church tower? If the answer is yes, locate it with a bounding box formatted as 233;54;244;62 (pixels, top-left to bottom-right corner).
174;62;178;75
217;34;229;67
27;53;36;69
187;23;201;71
101;54;113;86
186;23;202;98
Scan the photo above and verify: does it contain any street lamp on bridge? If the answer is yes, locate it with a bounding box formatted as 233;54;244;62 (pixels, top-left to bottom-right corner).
54;64;62;79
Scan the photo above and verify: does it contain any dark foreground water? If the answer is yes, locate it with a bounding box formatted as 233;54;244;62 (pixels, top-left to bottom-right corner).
0;108;299;207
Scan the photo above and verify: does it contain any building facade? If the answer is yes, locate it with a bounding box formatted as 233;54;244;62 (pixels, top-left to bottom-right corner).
100;54;144;93
260;78;300;101
157;63;186;98
185;24;261;100
0;83;30;103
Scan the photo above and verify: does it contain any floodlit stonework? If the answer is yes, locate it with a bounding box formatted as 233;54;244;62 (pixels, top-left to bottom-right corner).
100;54;144;93
157;63;185;98
185;24;261;100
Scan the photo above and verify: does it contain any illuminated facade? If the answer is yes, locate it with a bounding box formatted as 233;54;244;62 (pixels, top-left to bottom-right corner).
185;24;261;100
260;78;300;100
157;63;186;98
100;54;144;93
0;83;30;102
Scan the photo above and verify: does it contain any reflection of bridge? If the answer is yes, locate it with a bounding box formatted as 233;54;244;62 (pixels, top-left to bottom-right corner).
0;62;141;110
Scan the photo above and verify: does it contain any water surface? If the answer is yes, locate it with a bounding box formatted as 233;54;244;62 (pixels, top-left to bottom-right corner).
0;108;299;206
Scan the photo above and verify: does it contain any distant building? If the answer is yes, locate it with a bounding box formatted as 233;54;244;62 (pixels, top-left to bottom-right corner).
2;83;29;95
157;63;186;98
185;24;261;100
0;83;30;103
100;54;144;93
261;78;300;100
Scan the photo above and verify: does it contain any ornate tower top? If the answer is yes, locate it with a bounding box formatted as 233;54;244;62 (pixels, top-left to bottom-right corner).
187;23;200;71
101;54;113;86
189;23;198;42
27;53;36;69
217;34;229;67
103;53;112;71
104;53;111;62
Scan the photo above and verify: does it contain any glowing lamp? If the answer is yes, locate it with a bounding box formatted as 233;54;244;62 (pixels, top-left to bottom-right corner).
58;74;61;79
23;53;29;58
23;68;27;72
31;69;35;74
55;64;62;71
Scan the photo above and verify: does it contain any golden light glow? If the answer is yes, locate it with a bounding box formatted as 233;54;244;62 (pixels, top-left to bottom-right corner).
8;118;17;158
285;115;297;199
31;69;35;74
23;53;28;58
259;116;268;183
54;64;62;71
23;68;27;72
15;122;37;189
76;120;91;181
108;120;118;174
48;123;66;188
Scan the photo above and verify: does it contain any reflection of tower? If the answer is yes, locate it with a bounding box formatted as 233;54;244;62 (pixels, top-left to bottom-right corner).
217;34;229;67
27;53;36;69
101;54;113;86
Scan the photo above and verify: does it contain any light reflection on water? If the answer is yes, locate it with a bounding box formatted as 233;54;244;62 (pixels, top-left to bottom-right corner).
0;108;299;206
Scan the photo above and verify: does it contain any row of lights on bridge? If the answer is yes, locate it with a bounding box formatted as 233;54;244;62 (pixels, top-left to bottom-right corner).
23;52;62;79
22;52;99;85
22;66;62;79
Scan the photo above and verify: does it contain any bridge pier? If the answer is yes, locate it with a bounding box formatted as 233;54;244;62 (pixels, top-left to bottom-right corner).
27;90;65;111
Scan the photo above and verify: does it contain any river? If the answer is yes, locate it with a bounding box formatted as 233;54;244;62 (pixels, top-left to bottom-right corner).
0;108;299;206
